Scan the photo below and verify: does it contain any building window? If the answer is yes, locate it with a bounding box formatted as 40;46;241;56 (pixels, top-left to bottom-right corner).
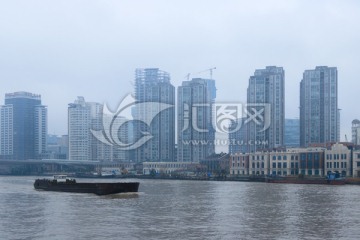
278;156;281;160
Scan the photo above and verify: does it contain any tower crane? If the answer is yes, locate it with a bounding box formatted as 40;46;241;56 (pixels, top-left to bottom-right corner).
184;67;217;80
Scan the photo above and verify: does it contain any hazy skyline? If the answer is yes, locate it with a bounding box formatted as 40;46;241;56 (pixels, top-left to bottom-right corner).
1;0;359;140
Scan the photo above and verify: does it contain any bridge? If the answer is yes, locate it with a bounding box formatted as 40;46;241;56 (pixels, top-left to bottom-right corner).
0;159;136;175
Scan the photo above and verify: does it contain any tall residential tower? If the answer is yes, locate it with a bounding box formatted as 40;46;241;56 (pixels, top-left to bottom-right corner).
68;96;127;161
133;68;175;162
247;66;285;152
177;78;216;162
300;66;339;147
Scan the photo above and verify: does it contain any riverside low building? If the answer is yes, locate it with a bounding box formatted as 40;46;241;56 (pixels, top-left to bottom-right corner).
269;148;301;176
299;148;326;176
142;162;196;175
230;143;354;177
324;143;352;177
249;151;270;176
231;148;303;177
353;150;360;177
230;153;249;175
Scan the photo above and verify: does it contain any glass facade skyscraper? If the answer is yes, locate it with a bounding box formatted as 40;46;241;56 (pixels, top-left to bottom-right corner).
228;118;248;154
0;92;47;160
284;118;300;147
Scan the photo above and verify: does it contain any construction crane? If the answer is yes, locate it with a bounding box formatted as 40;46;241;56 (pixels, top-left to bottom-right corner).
184;67;216;80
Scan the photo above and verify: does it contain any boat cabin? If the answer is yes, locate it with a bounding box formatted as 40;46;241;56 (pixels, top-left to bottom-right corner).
53;175;68;182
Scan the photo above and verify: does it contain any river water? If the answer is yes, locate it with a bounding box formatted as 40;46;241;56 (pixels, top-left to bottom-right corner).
0;176;359;240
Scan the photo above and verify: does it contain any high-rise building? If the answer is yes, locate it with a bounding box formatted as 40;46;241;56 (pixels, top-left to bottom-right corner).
284;119;300;147
133;68;175;162
0;105;13;158
228;118;248;154
300;66;339;147
34;105;47;156
68;97;92;161
0;92;47;160
177;78;216;162
351;119;360;145
68;96;123;161
247;66;285;152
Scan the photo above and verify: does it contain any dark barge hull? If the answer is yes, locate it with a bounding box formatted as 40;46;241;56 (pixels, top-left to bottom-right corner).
34;179;139;195
265;178;345;185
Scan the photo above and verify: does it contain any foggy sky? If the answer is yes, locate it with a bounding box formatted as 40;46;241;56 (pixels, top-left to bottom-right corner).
1;0;359;140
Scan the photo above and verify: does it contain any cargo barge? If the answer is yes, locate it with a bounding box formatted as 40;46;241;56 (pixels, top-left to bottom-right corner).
34;175;140;195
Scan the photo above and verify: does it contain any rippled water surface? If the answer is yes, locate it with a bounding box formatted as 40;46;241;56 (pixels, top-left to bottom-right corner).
1;176;360;240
